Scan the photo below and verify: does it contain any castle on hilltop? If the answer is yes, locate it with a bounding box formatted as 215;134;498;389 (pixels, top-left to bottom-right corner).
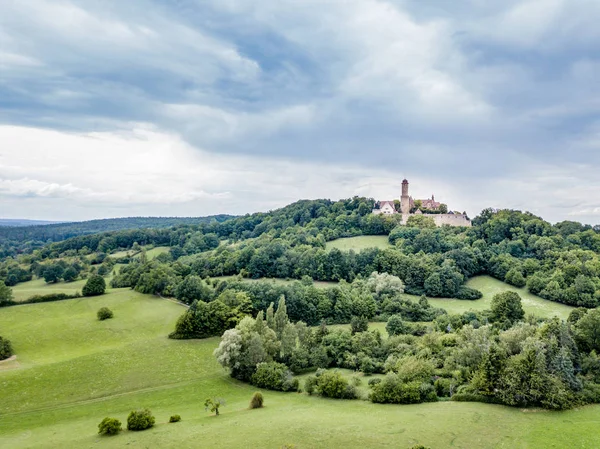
372;179;471;227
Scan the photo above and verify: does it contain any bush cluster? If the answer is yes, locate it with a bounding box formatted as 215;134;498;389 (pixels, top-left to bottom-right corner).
169;414;181;423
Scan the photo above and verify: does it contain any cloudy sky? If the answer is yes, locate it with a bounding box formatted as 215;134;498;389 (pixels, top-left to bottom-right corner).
1;0;599;223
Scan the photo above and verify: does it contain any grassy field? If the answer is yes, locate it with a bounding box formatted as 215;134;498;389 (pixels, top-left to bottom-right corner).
11;278;88;302
138;246;171;260
423;275;574;320
1;288;598;448
110;246;170;260
326;235;391;251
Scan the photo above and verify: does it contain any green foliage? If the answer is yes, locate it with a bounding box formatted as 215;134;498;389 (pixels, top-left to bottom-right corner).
490;291;525;325
368;377;382;387
406;215;436;228
169;414;181;423
0;335;13;360
43;264;64;284
314;370;358;399
169;299;246;339
369;373;436;404
62;267;79;283
350;315;368;334
0;280;13;305
386;314;408;336
175;275;213;304
204;398;224;416
573;308;600;353
126;409;155;431
251;362;298;392
504;268;526;288
249;392;264;409
214;316;280;382
97;307;113;321
82;274;106;297
97;417;122;435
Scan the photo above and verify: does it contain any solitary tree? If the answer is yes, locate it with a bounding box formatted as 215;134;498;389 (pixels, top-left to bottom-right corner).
83;274;106;297
490;291;525;325
204;398;224;416
43;264;64;284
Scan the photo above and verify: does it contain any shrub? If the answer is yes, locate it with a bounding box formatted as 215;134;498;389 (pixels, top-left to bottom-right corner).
169;414;181;423
369;373;437;404
127;409;155;431
251;362;297;392
456;287;483;300
98;417;122;435
368;378;382;387
83;274;106;297
249;392;264;409
305;375;318;395
316;371;358;399
505;269;526;288
97;307;114;321
0;336;13;361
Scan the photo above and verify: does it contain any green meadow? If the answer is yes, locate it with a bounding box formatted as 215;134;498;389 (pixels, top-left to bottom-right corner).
1;285;598;448
427;275;574;320
325;235;391;251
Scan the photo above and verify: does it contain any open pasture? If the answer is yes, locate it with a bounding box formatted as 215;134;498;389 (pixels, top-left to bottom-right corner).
11;278;88;302
424;275;573;320
1;288;597;448
325;235;391;252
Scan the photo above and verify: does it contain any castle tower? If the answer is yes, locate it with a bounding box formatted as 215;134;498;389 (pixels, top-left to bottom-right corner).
401;179;410;214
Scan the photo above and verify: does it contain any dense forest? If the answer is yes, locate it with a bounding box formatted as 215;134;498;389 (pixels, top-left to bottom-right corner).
1;198;600;307
0;215;234;258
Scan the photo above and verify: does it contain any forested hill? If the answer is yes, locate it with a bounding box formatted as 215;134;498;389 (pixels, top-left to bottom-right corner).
0;215;235;256
0;219;63;227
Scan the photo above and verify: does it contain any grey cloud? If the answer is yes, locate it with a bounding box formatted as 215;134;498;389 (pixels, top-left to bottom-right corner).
0;0;599;224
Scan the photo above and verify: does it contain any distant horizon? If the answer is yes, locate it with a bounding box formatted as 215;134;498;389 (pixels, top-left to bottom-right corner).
1;199;599;227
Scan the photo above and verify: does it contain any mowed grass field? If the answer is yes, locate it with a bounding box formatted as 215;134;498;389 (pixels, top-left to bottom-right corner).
326;235;391;251
11;278;88;302
1;288;599;448
424;275;574;320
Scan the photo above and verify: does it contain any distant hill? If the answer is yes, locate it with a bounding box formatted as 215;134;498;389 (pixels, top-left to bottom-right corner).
0;215;236;245
0;219;63;227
